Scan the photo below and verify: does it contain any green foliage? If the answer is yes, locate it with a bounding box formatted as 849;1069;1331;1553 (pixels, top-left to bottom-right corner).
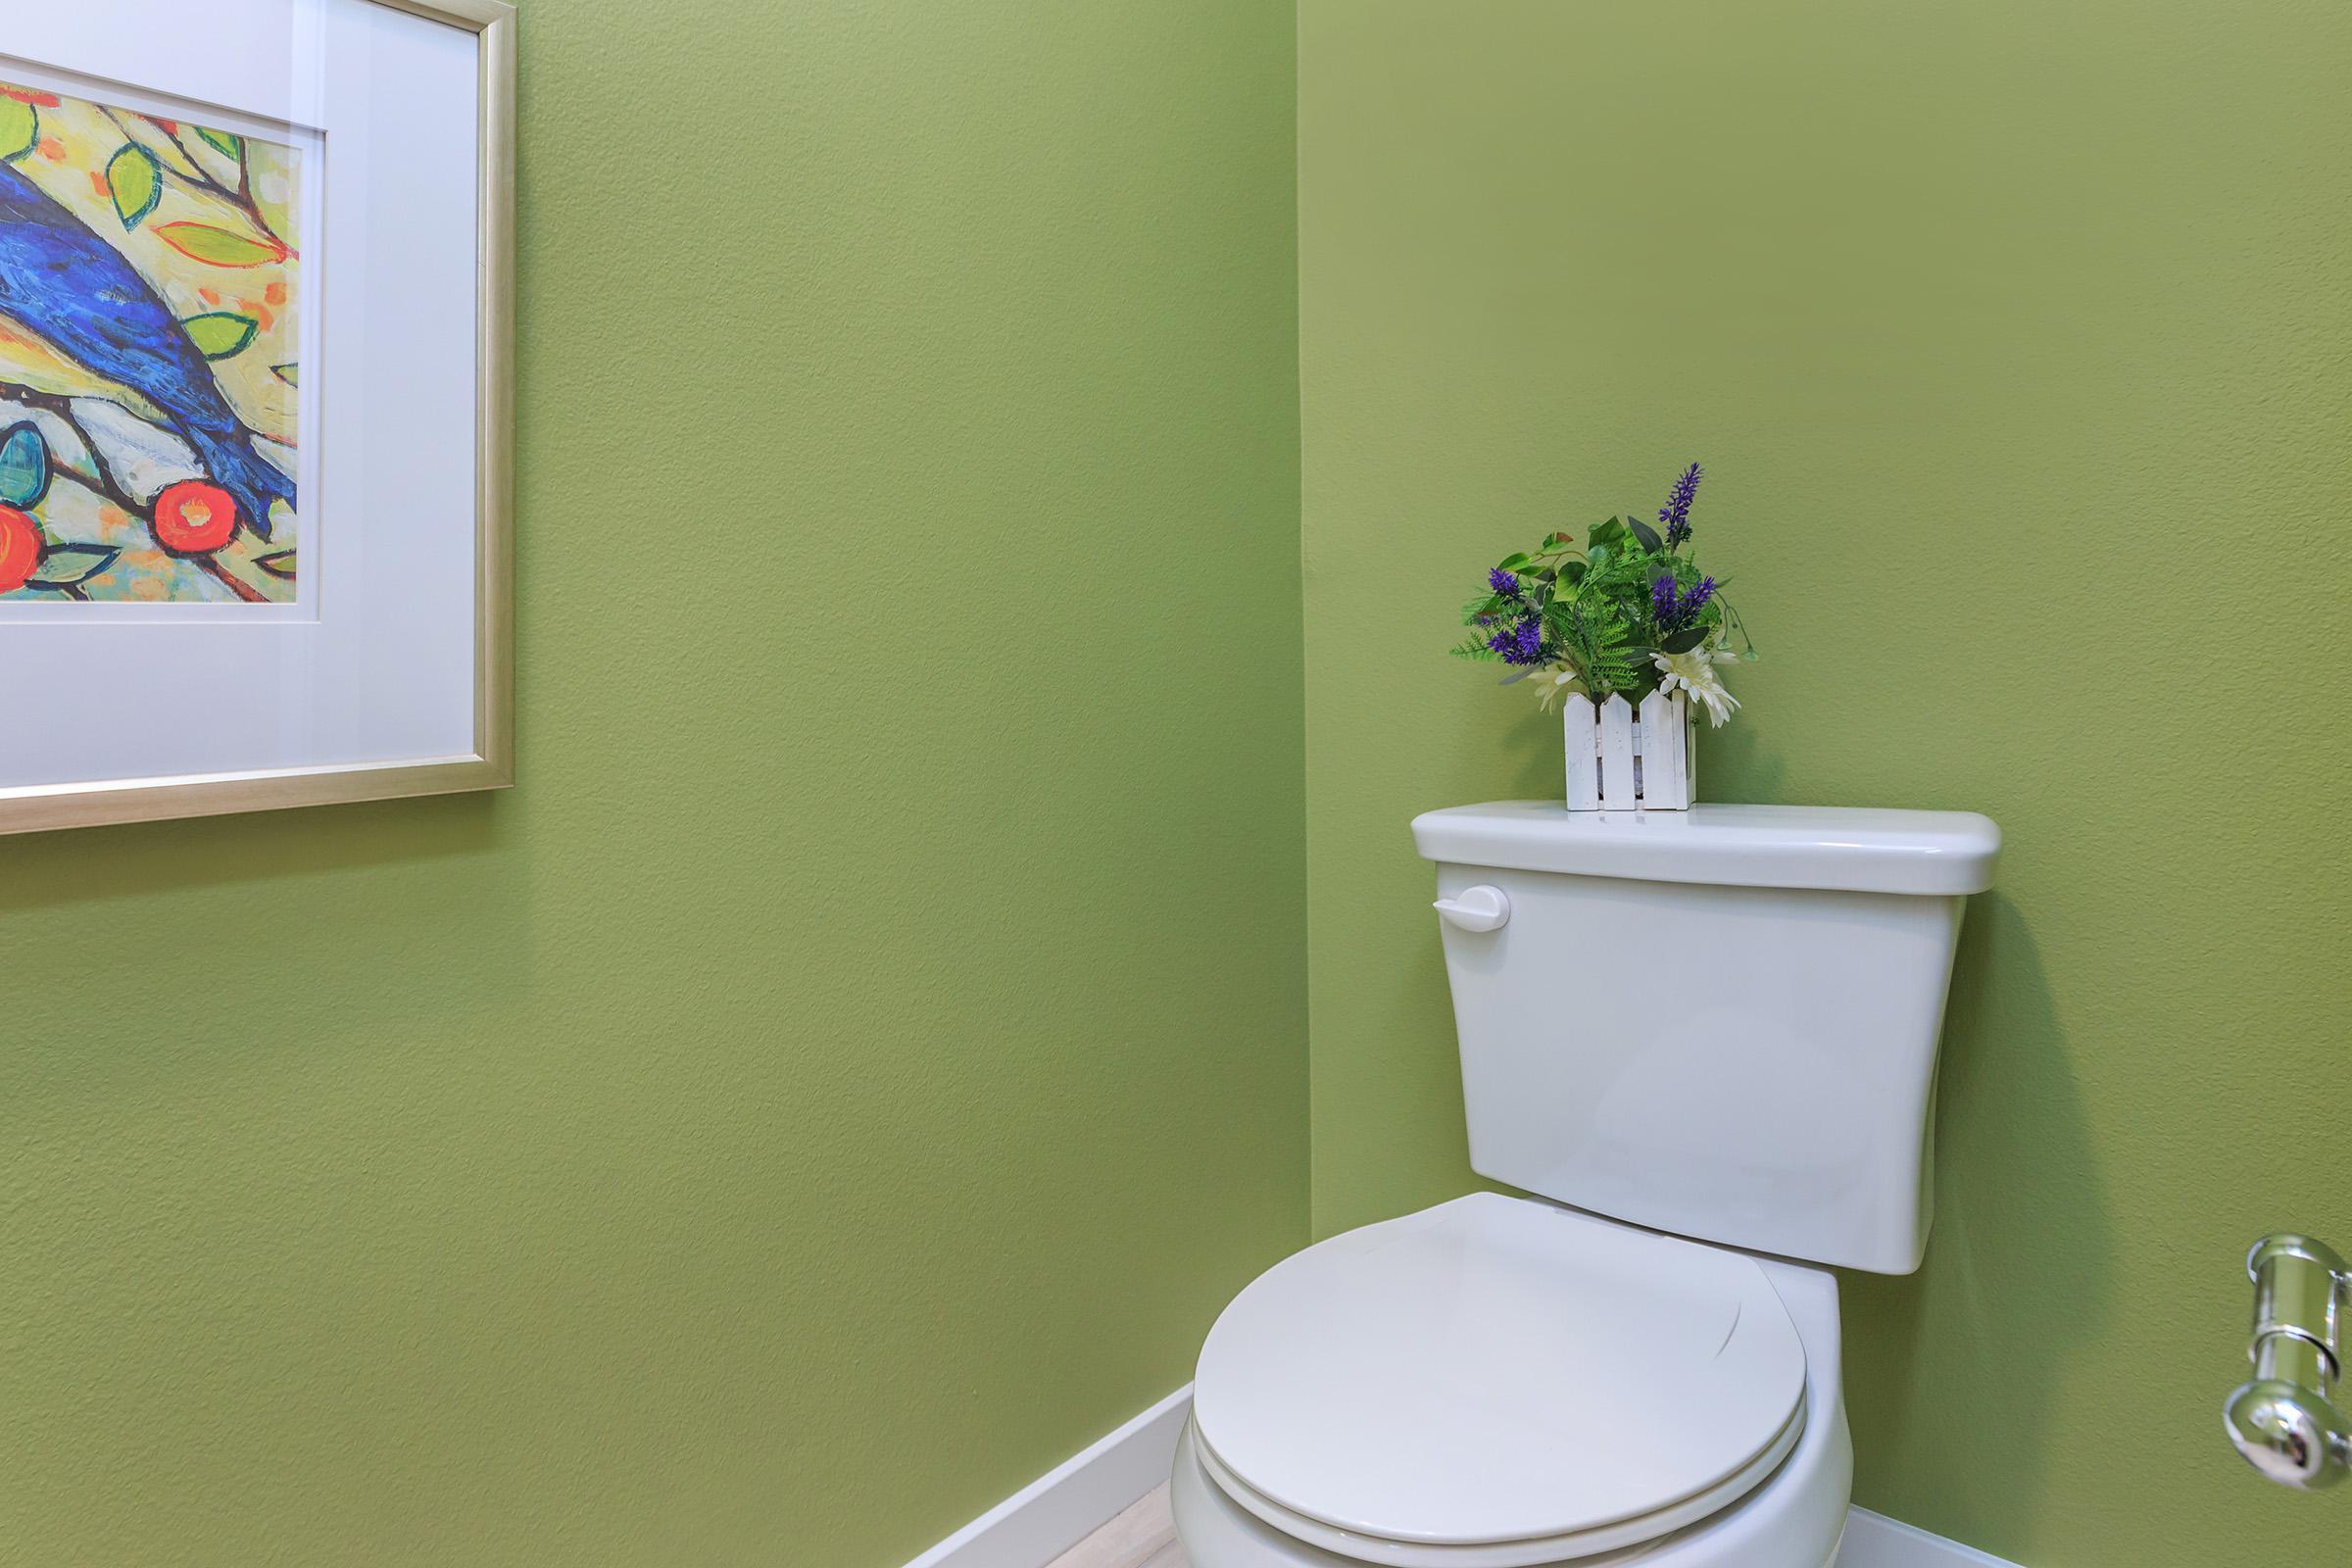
1443;480;1758;708
1448;631;1503;662
1539;529;1668;698
1544;594;1642;696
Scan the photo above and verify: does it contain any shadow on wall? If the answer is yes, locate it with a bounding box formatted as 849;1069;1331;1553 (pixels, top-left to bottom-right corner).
1499;696;1570;798
0;791;507;912
1697;719;1785;806
1838;893;2113;1549
0;791;532;1079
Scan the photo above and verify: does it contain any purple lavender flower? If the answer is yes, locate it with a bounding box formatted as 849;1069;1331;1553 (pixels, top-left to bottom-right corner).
1487;616;1546;665
1658;462;1703;548
1651;574;1718;632
1487;565;1523;599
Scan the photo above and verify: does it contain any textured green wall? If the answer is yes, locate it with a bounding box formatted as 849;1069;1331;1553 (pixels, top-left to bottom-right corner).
0;3;1303;1563
1299;2;2350;1564
13;4;2345;1562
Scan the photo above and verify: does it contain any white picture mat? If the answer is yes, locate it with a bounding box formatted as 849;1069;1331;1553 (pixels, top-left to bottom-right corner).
0;0;482;791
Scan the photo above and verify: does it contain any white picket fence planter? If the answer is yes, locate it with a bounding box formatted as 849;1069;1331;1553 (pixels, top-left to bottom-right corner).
1564;691;1695;810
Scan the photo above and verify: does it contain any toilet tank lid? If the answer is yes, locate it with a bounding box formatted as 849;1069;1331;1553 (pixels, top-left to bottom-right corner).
1411;801;2000;896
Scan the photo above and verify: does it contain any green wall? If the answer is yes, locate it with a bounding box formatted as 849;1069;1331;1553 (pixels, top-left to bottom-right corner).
0;2;1304;1563
12;4;2348;1564
1298;2;2351;1564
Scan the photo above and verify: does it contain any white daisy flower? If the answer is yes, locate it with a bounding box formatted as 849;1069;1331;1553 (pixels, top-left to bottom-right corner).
1651;646;1740;727
1531;667;1586;711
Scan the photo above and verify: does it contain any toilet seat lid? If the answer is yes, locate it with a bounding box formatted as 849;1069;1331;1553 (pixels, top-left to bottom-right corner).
1192;1194;1808;1550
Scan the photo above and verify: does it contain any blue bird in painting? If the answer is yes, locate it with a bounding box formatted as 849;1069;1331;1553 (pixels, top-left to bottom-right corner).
0;159;293;540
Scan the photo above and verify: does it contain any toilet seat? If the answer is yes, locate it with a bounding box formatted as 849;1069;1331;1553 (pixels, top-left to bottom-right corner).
1190;1411;1804;1568
1191;1195;1809;1567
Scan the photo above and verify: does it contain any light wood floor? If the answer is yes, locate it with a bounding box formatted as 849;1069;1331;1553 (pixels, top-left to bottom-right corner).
1045;1483;1186;1568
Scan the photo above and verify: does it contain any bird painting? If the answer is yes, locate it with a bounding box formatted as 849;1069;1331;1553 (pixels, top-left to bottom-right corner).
0;78;300;604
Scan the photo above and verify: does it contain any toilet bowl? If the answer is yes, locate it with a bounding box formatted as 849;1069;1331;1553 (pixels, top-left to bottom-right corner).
1170;802;1997;1568
1169;1195;1853;1568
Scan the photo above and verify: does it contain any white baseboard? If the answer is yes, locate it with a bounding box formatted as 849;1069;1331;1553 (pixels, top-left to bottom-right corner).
1838;1508;2023;1568
903;1386;1194;1568
903;1385;2022;1568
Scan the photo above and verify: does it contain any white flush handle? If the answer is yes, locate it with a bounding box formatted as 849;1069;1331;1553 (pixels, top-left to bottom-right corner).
1433;885;1511;933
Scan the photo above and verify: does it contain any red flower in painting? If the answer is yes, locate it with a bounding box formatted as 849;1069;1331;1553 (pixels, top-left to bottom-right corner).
0;506;40;592
0;86;61;109
152;480;239;555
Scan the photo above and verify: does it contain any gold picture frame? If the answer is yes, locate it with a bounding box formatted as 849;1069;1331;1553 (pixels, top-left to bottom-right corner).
0;0;516;835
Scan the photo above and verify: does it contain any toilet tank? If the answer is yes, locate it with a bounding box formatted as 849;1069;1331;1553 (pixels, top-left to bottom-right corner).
1411;802;1999;1274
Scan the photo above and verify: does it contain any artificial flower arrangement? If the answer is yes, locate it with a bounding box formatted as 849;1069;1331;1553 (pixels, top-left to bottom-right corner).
1449;463;1755;727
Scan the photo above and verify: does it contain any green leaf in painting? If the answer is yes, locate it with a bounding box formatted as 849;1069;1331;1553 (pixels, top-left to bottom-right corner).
0;97;33;162
106;143;162;229
0;421;49;508
270;364;299;387
195;126;245;162
1587;517;1630;553
183;312;260;361
245;140;297;250
154;221;287;268
1627;517;1664;555
253;550;296;581
26;543;119;589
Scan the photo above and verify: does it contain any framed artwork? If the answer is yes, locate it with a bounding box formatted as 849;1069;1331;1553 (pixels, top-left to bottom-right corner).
0;0;514;833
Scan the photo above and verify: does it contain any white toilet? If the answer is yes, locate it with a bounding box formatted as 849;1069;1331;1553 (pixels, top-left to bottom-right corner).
1171;801;2000;1568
